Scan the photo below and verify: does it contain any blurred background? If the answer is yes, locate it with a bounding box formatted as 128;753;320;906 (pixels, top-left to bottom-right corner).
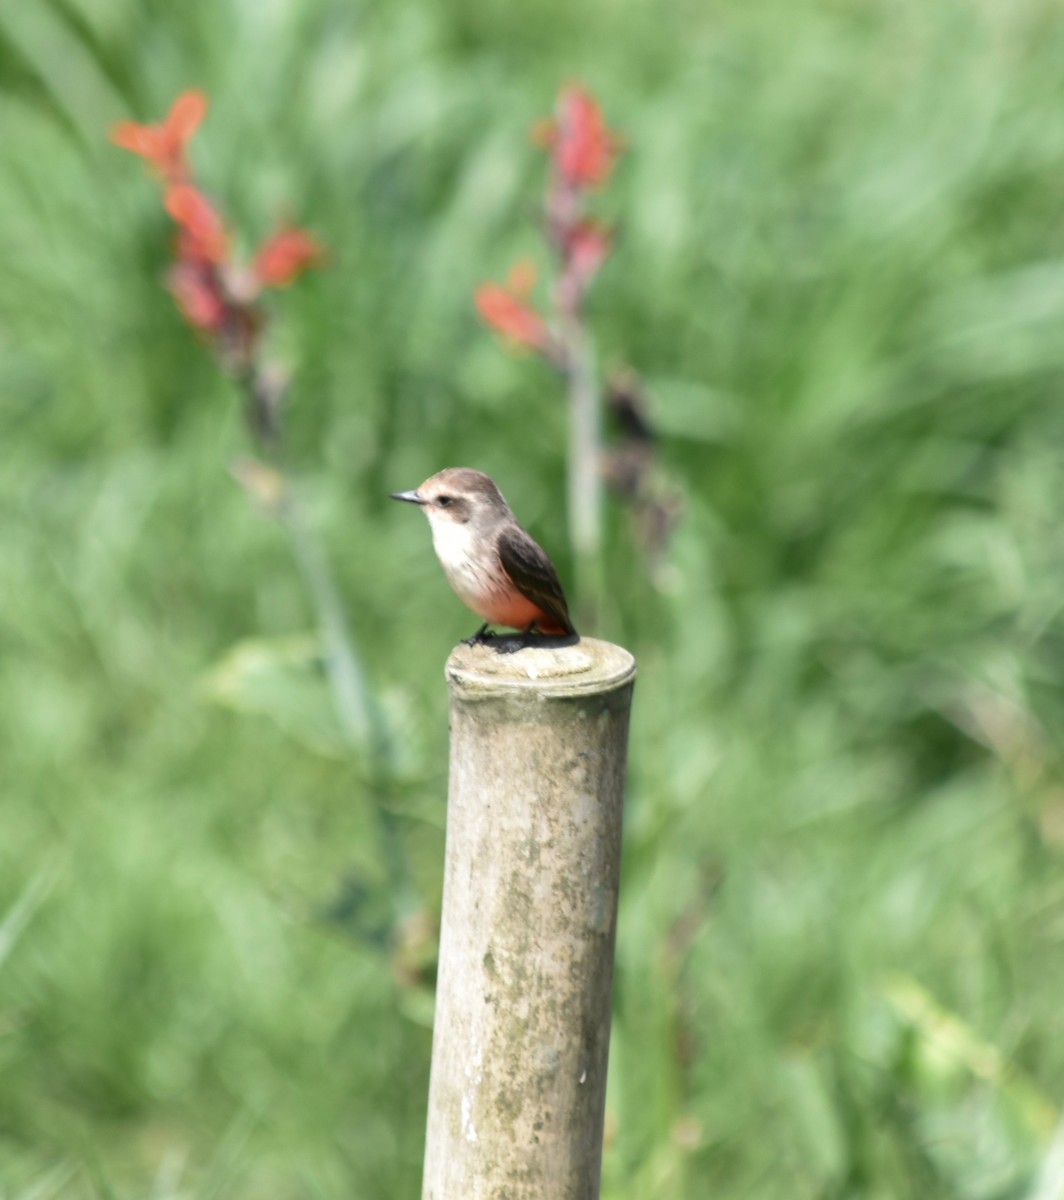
4;0;1064;1195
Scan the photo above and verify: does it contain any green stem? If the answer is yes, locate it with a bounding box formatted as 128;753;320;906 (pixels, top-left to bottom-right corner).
281;493;375;753
235;358;417;922
279;488;417;920
561;313;603;631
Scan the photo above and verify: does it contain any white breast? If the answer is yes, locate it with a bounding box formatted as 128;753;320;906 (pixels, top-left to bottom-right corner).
430;519;488;602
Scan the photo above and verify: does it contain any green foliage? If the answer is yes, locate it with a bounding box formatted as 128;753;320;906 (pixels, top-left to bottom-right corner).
3;0;1064;1195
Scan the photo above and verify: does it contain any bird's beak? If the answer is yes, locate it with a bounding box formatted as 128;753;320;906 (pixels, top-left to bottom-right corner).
390;489;425;505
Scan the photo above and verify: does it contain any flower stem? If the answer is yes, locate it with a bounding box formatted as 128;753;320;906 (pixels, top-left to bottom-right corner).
278;490;417;918
281;493;376;753
561;312;603;631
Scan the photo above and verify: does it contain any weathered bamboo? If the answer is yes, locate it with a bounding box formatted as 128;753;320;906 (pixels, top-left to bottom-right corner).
421;637;636;1200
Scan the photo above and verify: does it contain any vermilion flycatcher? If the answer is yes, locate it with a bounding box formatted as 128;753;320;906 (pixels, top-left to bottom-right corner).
391;468;577;642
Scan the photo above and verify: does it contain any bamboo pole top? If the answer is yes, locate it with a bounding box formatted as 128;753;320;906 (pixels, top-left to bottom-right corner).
445;637;636;701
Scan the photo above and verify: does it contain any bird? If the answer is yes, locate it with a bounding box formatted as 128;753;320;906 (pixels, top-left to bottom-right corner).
391;468;577;646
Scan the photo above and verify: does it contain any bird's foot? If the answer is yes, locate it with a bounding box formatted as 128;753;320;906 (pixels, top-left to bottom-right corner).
492;634;529;655
491;626;581;654
464;625;580;654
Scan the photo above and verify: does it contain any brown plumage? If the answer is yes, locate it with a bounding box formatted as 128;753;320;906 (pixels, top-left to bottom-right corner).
391;468;576;638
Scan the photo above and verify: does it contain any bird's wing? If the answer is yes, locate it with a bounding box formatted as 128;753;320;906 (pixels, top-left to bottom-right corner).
496;524;576;635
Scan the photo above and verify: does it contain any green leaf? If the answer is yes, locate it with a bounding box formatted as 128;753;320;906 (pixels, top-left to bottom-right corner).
201;634;349;758
884;973;1057;1140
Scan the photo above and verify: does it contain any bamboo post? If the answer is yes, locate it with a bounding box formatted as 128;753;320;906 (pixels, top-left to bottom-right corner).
422;637;636;1200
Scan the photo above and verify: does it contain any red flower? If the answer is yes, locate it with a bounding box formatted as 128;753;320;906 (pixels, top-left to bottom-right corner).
111;89;208;182
475;282;551;351
162;184;232;338
166;261;227;332
566;219;612;290
535;87;619;189
253;227;324;288
165;184;229;264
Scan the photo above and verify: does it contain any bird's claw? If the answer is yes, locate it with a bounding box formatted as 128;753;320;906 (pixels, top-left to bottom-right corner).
492;635;528;655
461;624;524;653
461;625;580;654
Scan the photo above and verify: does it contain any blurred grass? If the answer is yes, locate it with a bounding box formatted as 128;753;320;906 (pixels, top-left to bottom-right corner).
3;0;1064;1195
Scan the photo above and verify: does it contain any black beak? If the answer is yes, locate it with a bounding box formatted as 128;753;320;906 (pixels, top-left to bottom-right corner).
390;489;425;505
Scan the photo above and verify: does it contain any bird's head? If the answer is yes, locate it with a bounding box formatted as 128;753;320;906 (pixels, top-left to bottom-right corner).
391;468;512;533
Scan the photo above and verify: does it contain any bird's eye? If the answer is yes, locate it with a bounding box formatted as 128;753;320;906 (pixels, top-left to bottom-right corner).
437;495;453;507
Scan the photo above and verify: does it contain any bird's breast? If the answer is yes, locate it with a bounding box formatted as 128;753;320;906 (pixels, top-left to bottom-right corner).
431;520;493;598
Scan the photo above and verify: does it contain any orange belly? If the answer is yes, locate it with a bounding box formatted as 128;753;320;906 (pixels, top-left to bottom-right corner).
474;592;566;634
